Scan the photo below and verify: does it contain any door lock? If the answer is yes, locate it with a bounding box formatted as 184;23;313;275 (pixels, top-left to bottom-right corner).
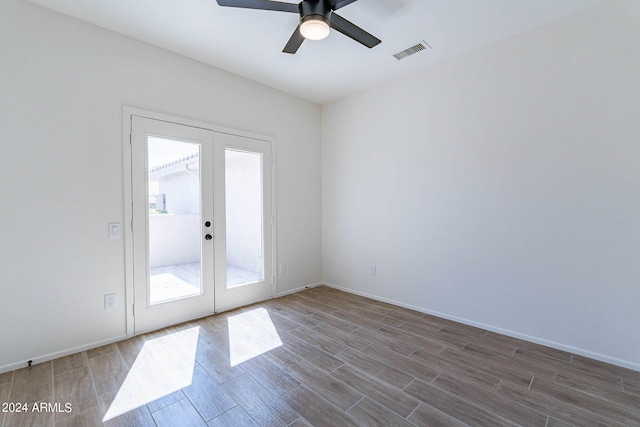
205;234;213;240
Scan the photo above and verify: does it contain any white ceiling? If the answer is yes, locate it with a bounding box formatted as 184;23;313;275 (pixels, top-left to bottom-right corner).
28;0;607;104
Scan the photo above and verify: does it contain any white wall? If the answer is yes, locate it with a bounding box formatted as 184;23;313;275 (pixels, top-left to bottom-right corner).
0;0;321;371
322;0;640;369
158;172;200;215
148;215;200;268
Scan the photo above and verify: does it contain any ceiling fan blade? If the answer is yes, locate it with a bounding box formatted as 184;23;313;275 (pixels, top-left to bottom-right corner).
329;13;381;48
283;26;305;54
215;0;299;13
329;0;358;11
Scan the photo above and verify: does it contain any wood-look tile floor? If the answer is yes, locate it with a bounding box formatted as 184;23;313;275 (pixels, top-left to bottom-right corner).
2;286;639;426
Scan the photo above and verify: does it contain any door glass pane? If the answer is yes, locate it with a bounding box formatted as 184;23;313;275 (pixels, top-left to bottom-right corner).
225;149;264;287
147;137;202;304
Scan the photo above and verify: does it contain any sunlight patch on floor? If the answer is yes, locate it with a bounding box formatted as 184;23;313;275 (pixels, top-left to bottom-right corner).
228;308;282;367
102;326;200;422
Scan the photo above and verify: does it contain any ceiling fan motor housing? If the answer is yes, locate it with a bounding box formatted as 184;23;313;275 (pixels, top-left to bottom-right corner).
300;0;331;25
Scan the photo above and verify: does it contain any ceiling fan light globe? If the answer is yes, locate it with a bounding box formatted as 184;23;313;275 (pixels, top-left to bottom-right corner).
300;16;330;40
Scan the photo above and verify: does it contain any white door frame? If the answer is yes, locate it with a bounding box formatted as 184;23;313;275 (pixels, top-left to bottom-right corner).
122;107;277;336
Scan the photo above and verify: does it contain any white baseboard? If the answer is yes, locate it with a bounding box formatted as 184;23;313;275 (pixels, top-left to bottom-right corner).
0;335;128;375
322;282;640;373
0;283;321;375
276;282;323;297
7;281;634;375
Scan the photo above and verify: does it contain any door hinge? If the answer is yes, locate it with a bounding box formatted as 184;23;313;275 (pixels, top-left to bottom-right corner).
131;218;134;231
132;303;135;316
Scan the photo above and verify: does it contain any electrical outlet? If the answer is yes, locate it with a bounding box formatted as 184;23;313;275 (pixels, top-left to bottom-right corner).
370;265;377;276
279;264;286;274
108;223;120;238
105;294;117;309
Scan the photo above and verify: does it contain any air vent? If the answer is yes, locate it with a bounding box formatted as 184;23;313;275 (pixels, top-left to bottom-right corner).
393;41;431;61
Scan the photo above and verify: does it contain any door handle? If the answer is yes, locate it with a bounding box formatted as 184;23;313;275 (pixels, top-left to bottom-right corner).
205;234;213;240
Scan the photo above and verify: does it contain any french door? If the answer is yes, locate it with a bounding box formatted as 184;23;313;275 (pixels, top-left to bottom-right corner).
130;115;273;334
213;132;273;312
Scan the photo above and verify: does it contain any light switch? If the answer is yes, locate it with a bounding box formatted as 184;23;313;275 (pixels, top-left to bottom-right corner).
108;223;120;238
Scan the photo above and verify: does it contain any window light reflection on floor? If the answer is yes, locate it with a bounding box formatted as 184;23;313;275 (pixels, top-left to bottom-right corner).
102;326;199;422
228;308;282;367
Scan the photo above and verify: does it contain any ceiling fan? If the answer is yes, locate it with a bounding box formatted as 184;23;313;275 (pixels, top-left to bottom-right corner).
215;0;382;54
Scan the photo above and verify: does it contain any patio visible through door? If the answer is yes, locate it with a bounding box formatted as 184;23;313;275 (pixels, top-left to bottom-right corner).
129;114;273;334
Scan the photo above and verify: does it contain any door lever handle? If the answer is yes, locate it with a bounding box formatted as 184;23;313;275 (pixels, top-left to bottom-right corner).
205;234;213;240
